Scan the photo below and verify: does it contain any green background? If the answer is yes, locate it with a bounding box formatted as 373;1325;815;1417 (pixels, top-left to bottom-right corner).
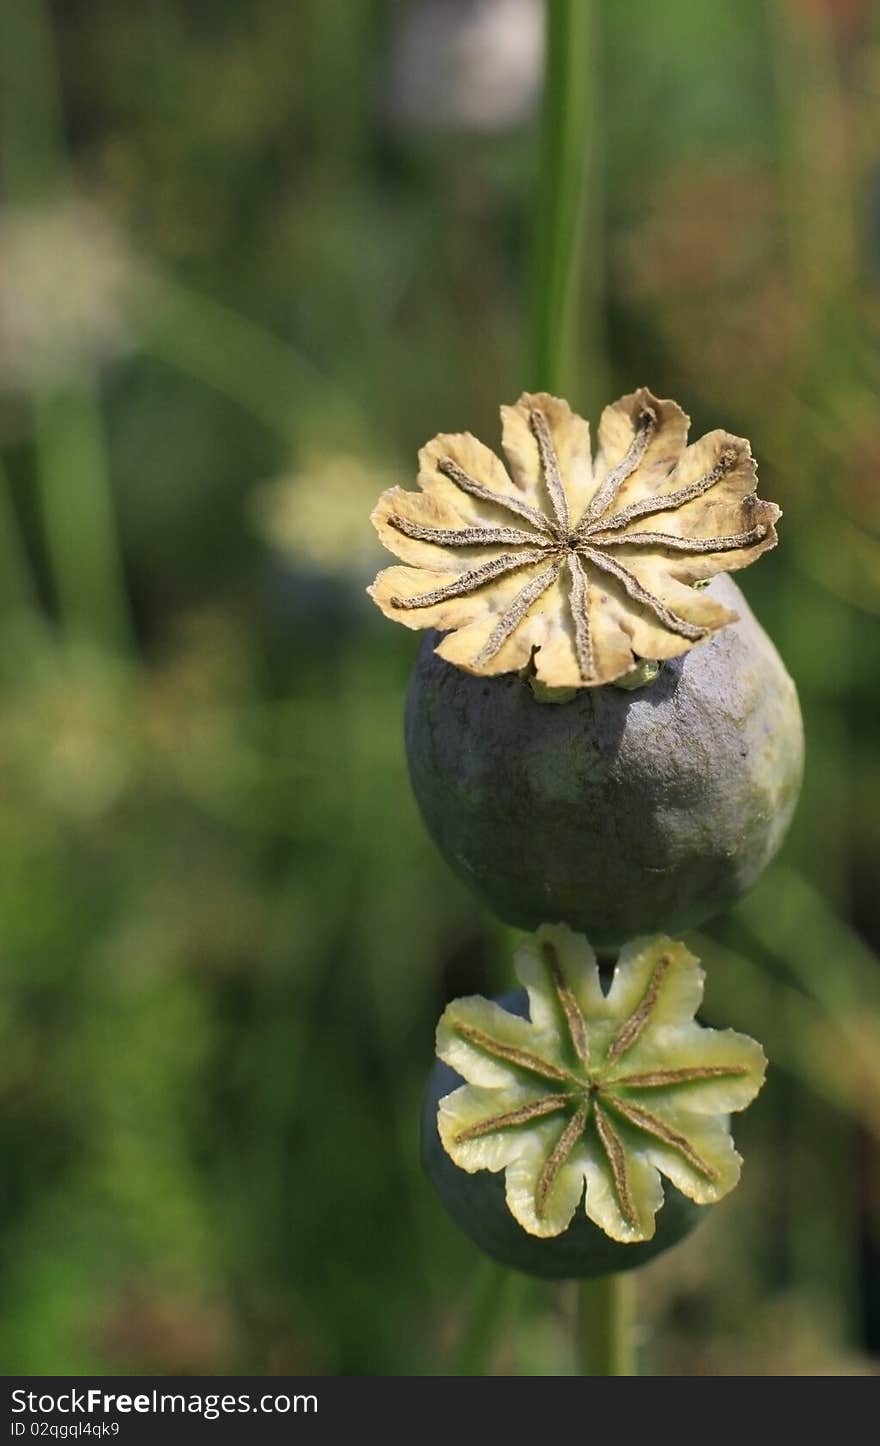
0;0;878;1375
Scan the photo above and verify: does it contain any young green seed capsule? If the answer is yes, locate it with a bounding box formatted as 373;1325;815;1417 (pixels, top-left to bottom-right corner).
405;574;803;946
422;927;766;1278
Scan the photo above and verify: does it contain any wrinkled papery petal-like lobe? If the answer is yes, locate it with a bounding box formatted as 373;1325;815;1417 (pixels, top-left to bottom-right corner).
368;388;780;687
504;1123;589;1237
436;924;766;1243
515;923;605;1047
608;1025;767;1115
603;936;705;1037
419;431;540;525
580;1133;666;1243
433;564;565;677
622;1105;743;1205
591;391;689;515
436;993;566;1091
500;393;594;524
370;557;549;637
437;1083;549;1174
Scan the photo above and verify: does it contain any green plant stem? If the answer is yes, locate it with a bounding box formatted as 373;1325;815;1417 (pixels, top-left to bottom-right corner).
527;0;626;1383
529;0;599;399
32;386;133;652
0;0;63;200
576;1274;633;1376
0;0;134;654
763;0;861;1348
0;458;39;618
455;1263;519;1376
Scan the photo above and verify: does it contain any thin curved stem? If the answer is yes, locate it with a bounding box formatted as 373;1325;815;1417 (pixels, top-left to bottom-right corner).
576;1274;634;1376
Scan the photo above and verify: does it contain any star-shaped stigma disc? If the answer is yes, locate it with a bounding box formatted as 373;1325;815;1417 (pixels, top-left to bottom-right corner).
436;924;766;1243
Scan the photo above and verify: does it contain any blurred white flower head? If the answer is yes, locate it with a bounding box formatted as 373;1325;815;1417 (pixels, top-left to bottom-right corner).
0;638;136;820
252;450;393;579
385;0;544;134
0;196;139;390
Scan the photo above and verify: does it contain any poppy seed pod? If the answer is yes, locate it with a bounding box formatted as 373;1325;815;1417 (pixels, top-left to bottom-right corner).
405;574;803;946
368;387;800;942
422;927;766;1278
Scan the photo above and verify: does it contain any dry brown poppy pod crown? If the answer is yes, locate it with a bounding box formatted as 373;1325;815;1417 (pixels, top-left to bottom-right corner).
369;388;780;688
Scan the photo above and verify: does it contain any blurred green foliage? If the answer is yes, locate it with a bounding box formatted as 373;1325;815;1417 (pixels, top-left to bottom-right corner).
0;0;878;1375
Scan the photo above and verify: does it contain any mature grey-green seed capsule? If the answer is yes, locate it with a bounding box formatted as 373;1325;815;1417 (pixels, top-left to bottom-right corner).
405;575;803;947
